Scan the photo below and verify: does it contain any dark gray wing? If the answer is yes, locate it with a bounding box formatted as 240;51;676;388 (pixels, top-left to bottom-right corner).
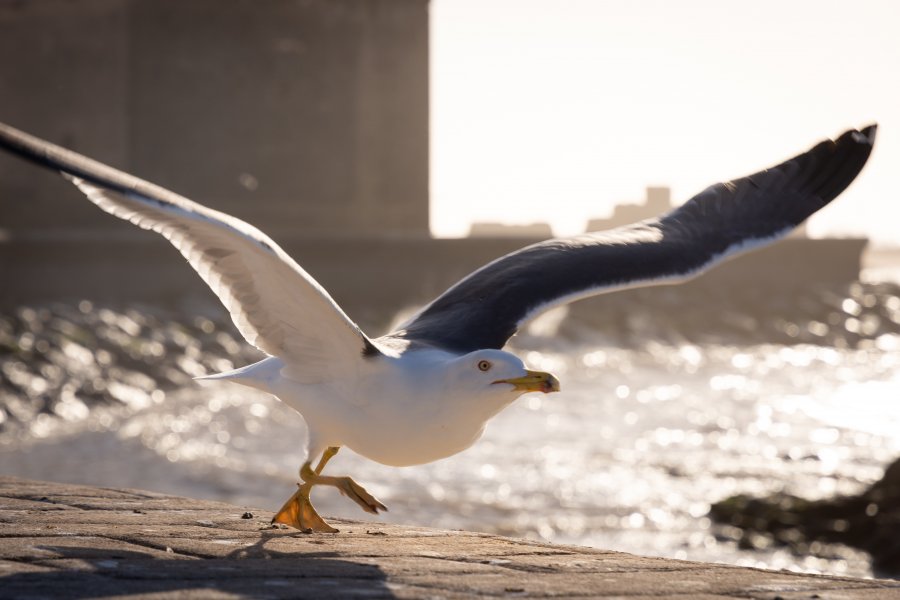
393;125;876;353
0;121;381;372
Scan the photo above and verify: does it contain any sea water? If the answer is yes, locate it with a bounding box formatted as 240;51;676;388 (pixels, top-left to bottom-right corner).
2;281;900;578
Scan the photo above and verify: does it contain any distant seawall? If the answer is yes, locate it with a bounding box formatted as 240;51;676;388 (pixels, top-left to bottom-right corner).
1;236;867;331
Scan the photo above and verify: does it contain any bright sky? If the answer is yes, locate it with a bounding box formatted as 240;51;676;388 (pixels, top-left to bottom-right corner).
430;0;900;245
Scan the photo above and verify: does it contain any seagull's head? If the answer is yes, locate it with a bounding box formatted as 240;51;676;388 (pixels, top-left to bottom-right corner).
446;349;560;416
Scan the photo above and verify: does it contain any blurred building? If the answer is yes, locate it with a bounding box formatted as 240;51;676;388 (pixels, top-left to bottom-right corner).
587;186;808;237
0;0;429;241
468;222;553;238
586;186;671;231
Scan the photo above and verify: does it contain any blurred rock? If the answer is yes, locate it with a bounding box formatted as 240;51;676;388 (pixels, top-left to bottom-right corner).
710;456;900;577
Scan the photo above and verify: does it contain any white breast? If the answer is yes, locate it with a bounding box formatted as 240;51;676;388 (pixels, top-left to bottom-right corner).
270;348;498;467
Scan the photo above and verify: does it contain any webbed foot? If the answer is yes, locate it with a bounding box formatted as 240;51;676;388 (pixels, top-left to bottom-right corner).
271;484;339;533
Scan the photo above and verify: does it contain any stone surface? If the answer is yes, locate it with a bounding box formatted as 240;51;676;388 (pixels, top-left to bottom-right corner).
1;477;899;598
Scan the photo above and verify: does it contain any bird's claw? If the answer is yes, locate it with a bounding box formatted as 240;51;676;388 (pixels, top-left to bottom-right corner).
338;477;388;514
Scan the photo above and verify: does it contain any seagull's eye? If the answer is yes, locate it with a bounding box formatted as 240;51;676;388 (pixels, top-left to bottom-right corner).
477;360;492;372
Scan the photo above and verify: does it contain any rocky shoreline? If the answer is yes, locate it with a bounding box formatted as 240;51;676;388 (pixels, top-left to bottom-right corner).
711;456;900;578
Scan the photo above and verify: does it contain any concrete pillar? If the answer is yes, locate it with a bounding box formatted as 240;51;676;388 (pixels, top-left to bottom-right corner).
0;0;429;241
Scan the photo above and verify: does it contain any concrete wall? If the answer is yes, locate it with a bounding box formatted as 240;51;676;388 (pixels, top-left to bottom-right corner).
0;0;429;239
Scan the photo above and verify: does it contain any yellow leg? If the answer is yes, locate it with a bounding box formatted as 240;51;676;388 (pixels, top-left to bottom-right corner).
299;462;387;516
271;446;387;533
315;446;340;475
271;446;341;533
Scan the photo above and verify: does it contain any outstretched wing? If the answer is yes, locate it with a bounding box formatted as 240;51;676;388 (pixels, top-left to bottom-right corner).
0;122;380;373
395;125;876;353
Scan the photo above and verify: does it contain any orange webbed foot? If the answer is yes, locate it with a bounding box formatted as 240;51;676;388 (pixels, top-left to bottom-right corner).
272;485;339;533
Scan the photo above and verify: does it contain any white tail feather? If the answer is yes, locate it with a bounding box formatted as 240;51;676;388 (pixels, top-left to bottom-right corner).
194;357;284;393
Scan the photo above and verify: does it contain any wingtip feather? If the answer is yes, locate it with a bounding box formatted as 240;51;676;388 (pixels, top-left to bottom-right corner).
844;123;876;145
861;122;877;138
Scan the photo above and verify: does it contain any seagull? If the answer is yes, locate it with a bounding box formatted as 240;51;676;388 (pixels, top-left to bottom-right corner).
0;121;876;532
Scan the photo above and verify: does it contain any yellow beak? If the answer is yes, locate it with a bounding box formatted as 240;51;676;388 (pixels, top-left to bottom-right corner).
495;370;561;394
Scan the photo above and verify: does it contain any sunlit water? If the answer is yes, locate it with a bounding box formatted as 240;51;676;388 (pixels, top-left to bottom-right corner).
2;283;900;578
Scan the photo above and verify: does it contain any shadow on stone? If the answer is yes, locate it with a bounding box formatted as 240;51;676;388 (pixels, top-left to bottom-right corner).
2;534;395;599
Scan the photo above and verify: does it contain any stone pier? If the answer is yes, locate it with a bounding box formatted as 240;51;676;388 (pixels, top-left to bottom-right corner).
1;477;899;598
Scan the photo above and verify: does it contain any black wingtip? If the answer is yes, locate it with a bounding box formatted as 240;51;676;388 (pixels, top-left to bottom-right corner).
800;124;877;209
859;123;878;144
833;123;876;149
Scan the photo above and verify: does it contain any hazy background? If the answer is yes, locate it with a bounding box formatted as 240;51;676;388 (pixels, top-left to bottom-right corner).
432;0;900;244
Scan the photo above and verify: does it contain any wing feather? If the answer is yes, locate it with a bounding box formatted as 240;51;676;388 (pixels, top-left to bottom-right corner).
0;122;378;375
394;125;877;353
